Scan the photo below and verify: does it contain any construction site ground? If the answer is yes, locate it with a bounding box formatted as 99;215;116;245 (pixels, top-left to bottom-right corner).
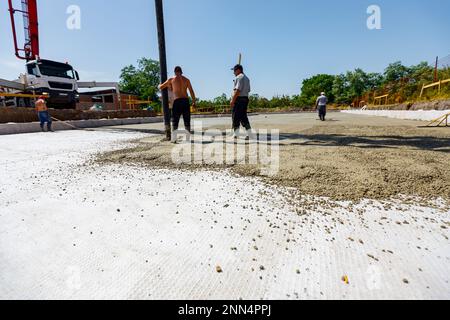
1;112;449;299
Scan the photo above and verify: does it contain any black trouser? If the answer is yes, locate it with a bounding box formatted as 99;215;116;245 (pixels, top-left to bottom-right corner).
172;98;191;131
318;105;327;121
232;97;251;131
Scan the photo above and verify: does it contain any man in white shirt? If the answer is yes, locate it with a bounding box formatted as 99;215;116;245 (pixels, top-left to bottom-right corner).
230;64;252;139
315;92;328;121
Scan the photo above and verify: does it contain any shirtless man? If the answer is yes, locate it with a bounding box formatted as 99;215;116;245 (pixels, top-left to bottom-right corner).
159;66;196;133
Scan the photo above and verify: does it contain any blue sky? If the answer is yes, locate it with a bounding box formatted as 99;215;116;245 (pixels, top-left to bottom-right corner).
0;0;449;99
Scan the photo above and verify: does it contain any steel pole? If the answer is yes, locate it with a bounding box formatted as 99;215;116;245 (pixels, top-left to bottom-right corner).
434;56;439;82
155;0;171;140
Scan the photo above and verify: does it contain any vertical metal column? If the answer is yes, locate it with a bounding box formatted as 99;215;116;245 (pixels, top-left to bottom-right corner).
155;0;171;140
434;56;439;82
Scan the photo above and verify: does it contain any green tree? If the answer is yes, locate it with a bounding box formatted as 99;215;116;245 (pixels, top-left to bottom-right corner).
332;74;351;104
119;58;160;101
383;61;409;83
331;70;381;104
366;72;384;90
399;62;433;101
408;62;433;82
213;94;229;106
346;68;370;98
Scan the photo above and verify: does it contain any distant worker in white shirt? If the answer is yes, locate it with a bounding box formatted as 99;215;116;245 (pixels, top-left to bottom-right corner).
315;92;328;121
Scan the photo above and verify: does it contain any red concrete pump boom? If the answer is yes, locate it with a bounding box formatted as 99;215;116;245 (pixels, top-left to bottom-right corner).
8;0;40;61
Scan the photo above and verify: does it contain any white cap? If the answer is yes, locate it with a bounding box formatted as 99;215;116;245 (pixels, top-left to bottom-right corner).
321;92;325;95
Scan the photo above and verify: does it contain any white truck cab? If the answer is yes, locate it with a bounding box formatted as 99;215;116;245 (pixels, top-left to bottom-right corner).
22;59;80;109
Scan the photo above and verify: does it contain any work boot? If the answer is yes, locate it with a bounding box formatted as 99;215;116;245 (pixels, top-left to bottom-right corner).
246;129;257;141
162;127;171;142
185;128;193;142
171;131;178;144
170;126;179;143
185;127;194;136
48;123;55;132
40;125;45;132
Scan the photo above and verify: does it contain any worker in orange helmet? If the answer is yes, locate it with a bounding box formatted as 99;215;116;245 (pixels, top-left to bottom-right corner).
35;94;54;132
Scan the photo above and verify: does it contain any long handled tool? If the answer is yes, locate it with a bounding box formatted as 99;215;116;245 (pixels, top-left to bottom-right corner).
51;116;79;130
50;116;98;132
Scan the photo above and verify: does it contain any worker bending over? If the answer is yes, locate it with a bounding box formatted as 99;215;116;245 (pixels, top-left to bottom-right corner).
231;64;253;139
316;92;328;121
35;95;54;132
159;66;196;137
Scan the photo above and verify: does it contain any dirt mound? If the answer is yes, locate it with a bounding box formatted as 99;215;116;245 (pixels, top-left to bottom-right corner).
95;113;450;203
367;99;450;111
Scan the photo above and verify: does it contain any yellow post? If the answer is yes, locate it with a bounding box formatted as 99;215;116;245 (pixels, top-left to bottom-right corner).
0;92;40;98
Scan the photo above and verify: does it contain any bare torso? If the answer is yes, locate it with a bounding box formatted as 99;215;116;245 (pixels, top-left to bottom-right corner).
170;76;190;100
35;99;48;112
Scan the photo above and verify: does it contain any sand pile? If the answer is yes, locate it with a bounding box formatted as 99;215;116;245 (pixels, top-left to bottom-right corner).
95;114;450;203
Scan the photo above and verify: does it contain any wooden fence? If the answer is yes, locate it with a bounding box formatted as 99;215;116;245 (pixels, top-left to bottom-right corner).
420;79;450;97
